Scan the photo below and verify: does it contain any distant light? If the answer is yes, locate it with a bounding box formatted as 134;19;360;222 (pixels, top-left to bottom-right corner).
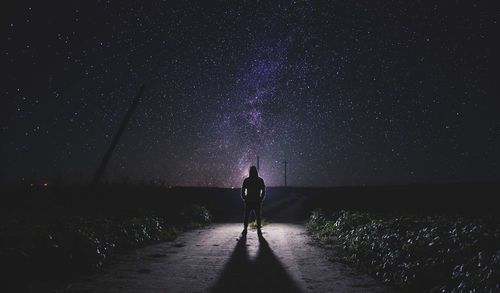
231;186;235;189
168;185;172;189
43;183;48;187
29;183;34;187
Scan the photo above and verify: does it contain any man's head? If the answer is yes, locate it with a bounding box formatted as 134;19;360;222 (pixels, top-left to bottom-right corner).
249;166;258;178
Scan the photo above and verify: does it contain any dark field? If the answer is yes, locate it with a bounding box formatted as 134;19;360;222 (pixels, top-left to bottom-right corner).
1;183;498;291
2;182;499;220
301;183;500;292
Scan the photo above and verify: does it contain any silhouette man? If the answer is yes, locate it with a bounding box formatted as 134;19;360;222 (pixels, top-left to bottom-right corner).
241;166;265;233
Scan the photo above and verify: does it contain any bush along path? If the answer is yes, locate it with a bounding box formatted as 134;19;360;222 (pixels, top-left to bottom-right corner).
1;204;211;288
306;209;500;292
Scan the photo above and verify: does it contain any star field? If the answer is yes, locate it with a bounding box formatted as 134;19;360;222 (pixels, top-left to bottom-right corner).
2;1;499;187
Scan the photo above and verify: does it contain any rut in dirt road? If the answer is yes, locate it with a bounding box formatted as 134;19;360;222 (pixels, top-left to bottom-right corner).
66;223;388;292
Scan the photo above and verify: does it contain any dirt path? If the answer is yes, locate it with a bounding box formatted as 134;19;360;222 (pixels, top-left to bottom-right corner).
64;223;388;292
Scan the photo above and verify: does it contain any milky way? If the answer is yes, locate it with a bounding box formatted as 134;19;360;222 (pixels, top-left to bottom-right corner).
2;1;499;187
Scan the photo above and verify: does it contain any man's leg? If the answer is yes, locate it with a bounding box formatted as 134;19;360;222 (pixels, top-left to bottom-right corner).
255;202;262;228
243;202;251;229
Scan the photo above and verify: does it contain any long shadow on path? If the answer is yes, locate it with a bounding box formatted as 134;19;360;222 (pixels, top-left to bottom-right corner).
210;231;302;293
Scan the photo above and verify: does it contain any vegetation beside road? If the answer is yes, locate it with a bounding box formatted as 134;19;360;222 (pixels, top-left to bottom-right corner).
0;185;211;287
306;209;500;292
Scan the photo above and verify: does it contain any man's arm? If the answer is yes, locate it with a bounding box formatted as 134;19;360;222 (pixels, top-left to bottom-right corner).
241;179;247;201
260;179;266;200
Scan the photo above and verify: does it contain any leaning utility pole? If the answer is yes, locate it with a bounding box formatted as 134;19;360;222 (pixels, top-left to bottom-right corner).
284;160;287;187
92;84;145;184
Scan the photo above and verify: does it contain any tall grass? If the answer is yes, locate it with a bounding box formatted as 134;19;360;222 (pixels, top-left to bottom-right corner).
306;209;500;292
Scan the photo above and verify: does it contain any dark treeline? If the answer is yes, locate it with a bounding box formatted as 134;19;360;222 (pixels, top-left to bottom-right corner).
2;182;498;221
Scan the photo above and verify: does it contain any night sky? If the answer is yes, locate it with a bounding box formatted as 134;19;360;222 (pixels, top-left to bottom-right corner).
2;1;499;187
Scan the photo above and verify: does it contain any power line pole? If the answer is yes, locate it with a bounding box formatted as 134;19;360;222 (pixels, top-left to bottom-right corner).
284;160;287;187
93;84;145;184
